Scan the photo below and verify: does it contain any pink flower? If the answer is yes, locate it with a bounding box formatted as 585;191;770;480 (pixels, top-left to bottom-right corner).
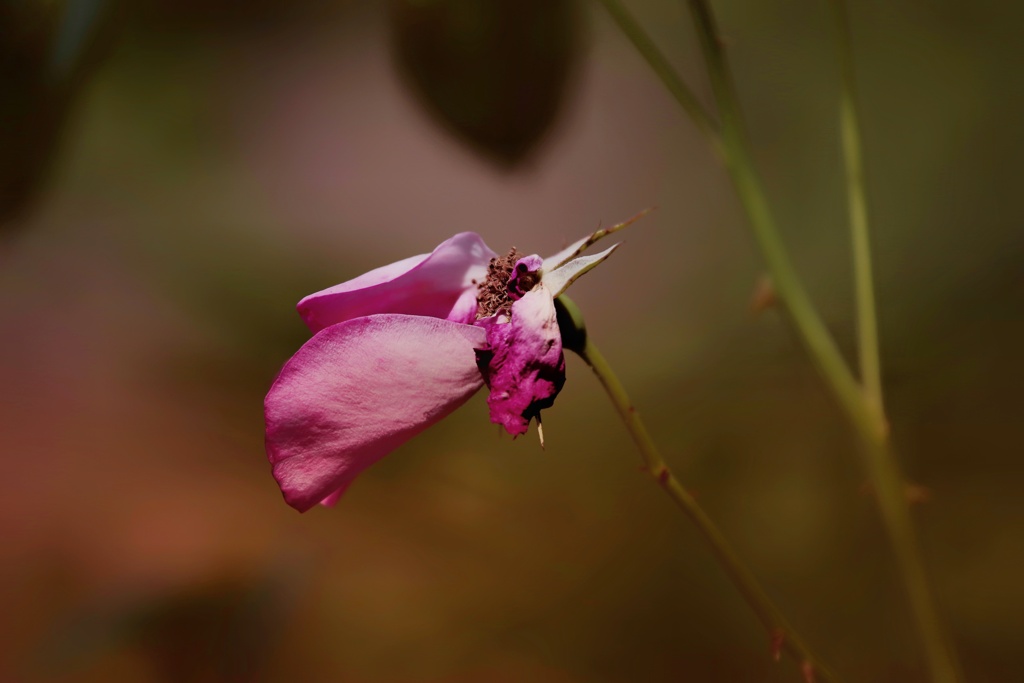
265;225;630;511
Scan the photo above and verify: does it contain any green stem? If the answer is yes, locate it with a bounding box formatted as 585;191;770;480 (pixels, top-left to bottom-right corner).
860;439;963;683
574;327;840;681
828;0;883;417
680;0;880;441
595;0;725;158
676;0;960;679
595;0;959;677
827;2;961;680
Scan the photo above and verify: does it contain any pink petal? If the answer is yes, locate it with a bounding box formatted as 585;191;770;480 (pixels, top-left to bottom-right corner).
507;254;543;300
476;286;565;437
265;314;487;512
297;233;497;332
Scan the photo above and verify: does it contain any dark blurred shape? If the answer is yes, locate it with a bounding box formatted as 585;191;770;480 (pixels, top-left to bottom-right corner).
40;572;299;682
554;295;588;355
0;0;114;229
389;0;582;167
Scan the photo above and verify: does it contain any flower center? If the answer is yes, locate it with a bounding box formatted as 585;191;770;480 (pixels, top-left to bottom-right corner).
476;248;541;318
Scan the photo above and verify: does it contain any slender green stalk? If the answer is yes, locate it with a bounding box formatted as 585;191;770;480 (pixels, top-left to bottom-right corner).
827;2;961;680
680;0;881;441
595;0;725;158
860;441;962;683
595;0;959;678
578;335;840;682
828;0;883;417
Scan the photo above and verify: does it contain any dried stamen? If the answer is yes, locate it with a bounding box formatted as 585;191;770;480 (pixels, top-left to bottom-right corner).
476;248;524;318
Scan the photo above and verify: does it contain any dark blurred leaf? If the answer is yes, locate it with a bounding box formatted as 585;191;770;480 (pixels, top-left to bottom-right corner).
389;0;582;167
0;0;114;229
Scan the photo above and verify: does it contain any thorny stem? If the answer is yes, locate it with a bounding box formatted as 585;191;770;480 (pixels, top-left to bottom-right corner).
583;343;840;682
679;0;884;441
567;309;839;681
684;5;960;680
827;2;962;680
596;0;960;678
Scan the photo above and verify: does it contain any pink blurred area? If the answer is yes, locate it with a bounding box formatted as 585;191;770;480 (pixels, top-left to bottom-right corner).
2;1;1023;682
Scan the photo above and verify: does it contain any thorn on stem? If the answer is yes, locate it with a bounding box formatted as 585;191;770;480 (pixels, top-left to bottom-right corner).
750;274;777;313
905;482;931;504
801;661;816;683
770;629;784;662
656;466;670;486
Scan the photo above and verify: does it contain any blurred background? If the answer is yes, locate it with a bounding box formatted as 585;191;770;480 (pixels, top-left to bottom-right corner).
2;0;1022;681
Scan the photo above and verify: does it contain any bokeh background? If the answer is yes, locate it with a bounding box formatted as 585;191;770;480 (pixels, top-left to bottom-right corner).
2;0;1022;681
